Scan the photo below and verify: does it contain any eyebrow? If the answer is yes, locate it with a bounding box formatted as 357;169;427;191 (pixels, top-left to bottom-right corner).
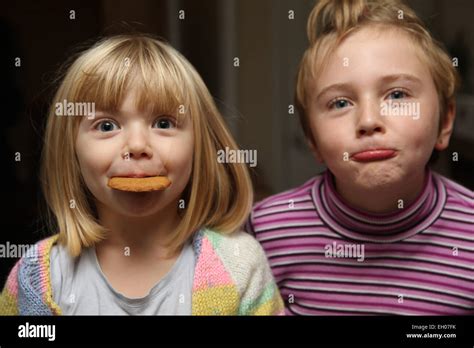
379;74;422;86
315;83;354;101
92;110;134;120
92;110;114;117
315;74;423;100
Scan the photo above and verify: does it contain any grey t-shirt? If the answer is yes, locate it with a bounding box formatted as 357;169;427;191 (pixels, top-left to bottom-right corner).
50;241;195;315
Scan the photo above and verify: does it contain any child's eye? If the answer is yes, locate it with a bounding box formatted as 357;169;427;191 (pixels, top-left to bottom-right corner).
387;90;408;100
328;98;351;110
95;120;120;132
153;116;176;129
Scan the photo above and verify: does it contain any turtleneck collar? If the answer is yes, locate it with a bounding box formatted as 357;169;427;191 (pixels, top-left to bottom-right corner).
312;169;446;243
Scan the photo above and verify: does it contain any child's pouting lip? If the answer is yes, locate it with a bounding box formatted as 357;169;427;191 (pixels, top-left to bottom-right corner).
350;147;398;162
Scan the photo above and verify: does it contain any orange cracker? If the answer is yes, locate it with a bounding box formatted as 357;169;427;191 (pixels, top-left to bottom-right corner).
108;176;171;192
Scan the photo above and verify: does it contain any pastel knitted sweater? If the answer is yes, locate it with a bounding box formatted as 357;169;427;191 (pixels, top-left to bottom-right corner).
0;228;284;315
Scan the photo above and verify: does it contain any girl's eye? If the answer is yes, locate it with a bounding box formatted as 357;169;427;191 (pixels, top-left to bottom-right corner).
95;120;119;132
153;116;176;129
388;90;407;100
329;98;351;110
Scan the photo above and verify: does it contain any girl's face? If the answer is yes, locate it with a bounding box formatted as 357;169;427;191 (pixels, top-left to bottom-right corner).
307;26;453;190
75;87;194;218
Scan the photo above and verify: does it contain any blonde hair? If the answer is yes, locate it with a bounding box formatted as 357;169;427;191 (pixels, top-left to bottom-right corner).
41;34;253;257
295;0;460;145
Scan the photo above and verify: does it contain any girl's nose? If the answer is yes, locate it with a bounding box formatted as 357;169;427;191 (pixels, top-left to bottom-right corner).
355;100;386;137
124;127;153;159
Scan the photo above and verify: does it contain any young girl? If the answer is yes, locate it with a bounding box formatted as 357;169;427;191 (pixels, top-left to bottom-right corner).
0;34;284;315
247;0;473;315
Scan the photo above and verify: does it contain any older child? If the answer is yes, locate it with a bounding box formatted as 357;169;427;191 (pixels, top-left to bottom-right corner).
247;0;473;315
0;34;284;315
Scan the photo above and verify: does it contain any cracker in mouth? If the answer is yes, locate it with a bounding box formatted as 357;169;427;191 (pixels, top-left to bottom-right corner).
107;176;171;192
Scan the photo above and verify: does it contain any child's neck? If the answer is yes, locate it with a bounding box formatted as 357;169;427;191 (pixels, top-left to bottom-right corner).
333;169;426;214
95;200;181;258
93;201;183;298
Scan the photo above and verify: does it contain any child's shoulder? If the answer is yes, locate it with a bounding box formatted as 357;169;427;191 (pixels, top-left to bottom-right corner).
198;228;266;262
193;229;284;315
435;172;474;209
196;228;275;285
11;234;59;284
252;174;322;214
17;234;59;267
0;234;60;315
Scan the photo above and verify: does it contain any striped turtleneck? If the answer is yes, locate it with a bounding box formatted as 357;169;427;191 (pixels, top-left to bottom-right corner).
247;169;474;315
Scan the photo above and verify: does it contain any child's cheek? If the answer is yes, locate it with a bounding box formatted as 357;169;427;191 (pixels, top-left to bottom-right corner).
156;134;194;192
398;104;439;156
75;137;115;194
311;118;351;163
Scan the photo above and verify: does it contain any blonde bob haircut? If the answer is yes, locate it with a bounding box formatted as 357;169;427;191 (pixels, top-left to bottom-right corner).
41;34;253;257
295;0;460;146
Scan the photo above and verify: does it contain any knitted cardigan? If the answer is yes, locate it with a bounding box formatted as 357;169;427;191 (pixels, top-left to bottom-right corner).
0;228;284;315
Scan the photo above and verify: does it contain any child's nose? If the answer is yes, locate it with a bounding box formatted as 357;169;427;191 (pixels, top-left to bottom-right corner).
124;127;153;159
355;101;385;137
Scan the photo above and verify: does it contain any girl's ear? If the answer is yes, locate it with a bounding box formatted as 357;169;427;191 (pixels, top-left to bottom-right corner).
434;102;456;151
307;137;325;163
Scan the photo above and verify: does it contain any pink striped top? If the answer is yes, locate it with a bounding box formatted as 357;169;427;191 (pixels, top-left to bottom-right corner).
246;169;474;315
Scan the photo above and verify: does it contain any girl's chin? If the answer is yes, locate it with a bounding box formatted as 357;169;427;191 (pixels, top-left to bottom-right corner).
111;190;168;216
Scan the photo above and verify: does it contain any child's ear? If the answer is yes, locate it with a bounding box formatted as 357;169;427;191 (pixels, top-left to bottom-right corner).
434;102;456;151
307;137;325;163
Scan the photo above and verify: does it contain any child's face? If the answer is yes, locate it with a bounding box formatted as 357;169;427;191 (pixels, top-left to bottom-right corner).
307;26;453;189
75;87;194;217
